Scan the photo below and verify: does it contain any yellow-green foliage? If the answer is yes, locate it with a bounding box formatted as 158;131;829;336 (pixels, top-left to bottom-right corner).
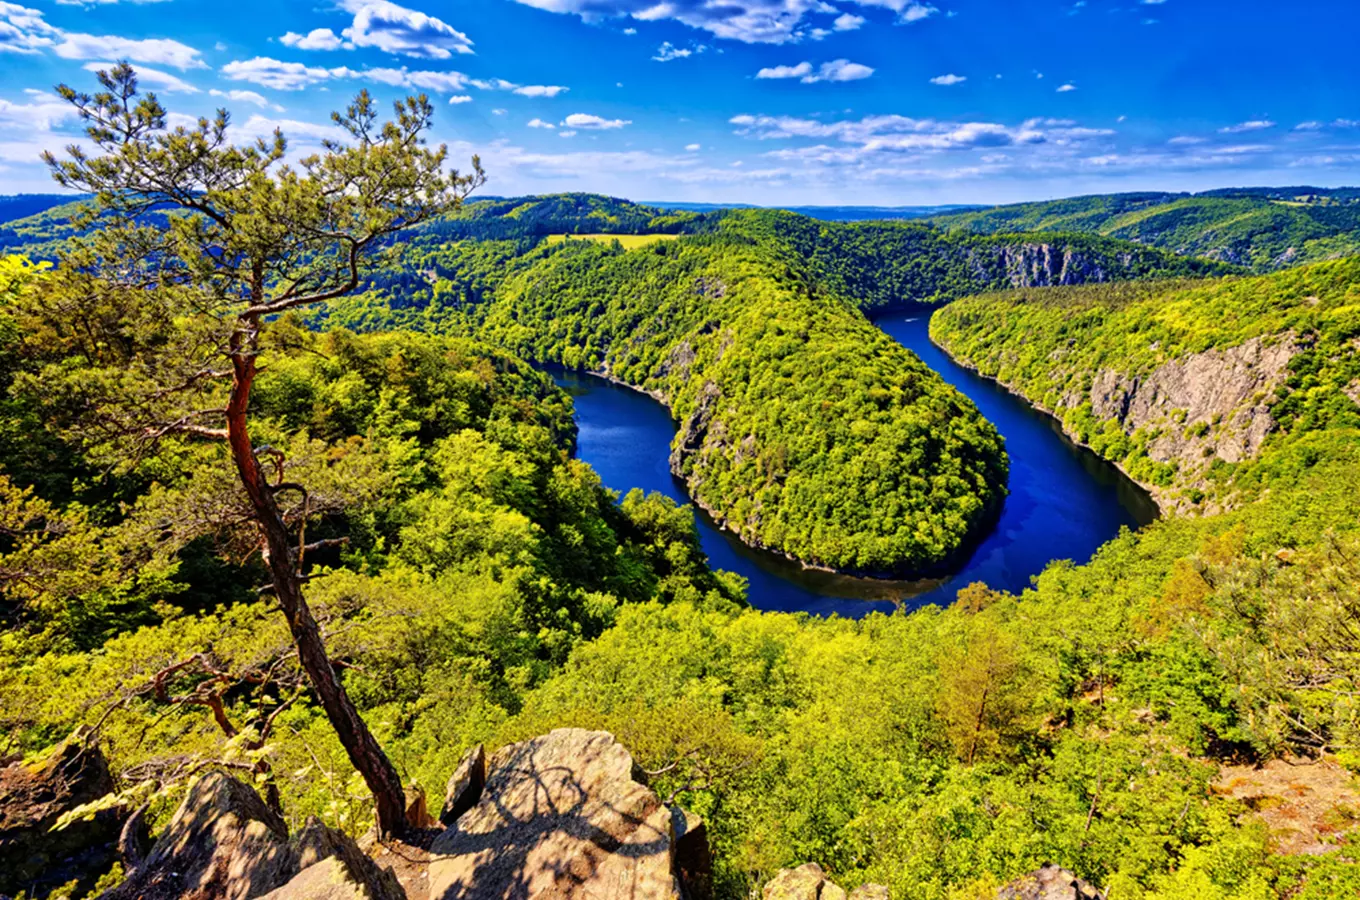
930;258;1360;501
544;233;679;249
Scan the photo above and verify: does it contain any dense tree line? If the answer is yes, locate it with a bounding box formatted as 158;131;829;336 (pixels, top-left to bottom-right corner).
929;190;1360;272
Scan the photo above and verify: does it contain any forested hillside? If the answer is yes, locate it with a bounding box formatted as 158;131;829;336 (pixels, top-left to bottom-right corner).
7;168;1360;900
931;258;1360;511
928;188;1360;272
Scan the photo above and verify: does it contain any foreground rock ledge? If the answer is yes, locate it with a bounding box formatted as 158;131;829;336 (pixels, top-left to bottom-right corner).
428;728;694;899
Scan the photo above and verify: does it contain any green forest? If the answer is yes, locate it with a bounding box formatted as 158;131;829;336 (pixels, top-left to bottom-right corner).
927;189;1360;273
5;72;1360;900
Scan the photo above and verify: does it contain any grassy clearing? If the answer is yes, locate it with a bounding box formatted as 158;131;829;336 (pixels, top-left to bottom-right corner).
545;233;679;249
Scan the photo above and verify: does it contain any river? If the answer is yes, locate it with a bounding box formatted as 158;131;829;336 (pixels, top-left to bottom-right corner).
551;312;1159;617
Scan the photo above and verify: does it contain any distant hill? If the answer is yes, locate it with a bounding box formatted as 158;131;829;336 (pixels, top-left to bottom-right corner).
927;187;1360;272
649;201;982;222
0;194;85;223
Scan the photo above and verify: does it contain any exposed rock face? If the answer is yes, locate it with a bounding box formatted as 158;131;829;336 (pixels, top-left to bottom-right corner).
428;728;690;900
104;772;299;900
439;744;486;827
258;818;405;900
670;379;724;479
0;730;123;899
968;244;1126;290
1084;335;1299;508
761;863;885;900
672;807;713;900
996;865;1103;900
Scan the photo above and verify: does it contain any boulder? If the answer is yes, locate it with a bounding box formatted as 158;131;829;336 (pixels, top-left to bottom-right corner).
103;772;299;900
997;865;1104;900
763;863;845;900
427;728;686;899
849;886;889;900
0;729;123;899
671;807;713;900
439;744;485;827
257;818;405;900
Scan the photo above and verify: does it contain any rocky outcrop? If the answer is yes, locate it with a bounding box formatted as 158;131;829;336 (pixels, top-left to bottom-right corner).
968;244;1124;290
103;773;409;900
0;729;124;900
761;864;887;900
104;772;299;900
428;728;702;900
996;865;1103;900
439;744;486;827
1085;334;1300;508
670;379;724;479
258;819;404;900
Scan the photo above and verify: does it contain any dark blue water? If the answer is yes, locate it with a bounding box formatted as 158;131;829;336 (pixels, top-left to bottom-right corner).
552;312;1158;617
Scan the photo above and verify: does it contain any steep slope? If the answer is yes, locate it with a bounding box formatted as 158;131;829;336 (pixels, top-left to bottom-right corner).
931;257;1360;511
929;188;1360;272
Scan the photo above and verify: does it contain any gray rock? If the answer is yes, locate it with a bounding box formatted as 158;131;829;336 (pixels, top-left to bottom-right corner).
427;728;683;900
997;864;1104;900
258;818;404;900
0;729;123;899
439;744;485;827
672;806;713;900
763;863;846;900
849;886;890;900
102;772;298;900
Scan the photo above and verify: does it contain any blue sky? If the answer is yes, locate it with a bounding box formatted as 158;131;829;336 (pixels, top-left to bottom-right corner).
0;0;1357;205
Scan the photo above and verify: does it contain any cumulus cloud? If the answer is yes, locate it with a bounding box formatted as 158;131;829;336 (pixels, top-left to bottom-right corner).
563;112;631;130
82;61;198;92
833;13;865;30
686;143;701;151
1056;83;1077;92
757;59;873;83
209;88;284;111
280;28;349;51
448;94;472;104
222;56;339;90
508;0;937;44
337;0;474;59
527;117;555;128
930;73;965;85
1219;119;1274;133
0;91;81;130
653;41;705;61
54;33;206;69
513;84;569;97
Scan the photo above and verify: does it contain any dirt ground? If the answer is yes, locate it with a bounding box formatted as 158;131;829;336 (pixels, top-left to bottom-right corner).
1214;757;1360;856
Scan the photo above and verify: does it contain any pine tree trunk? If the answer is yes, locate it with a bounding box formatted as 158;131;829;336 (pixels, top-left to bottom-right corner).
225;314;408;838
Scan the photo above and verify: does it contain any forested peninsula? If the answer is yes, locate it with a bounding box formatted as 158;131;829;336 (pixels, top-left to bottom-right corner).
314;194;1220;573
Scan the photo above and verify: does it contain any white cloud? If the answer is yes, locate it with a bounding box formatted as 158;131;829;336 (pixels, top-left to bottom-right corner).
513;84;569;97
563;112;631;130
0;92;80;131
623;27;637;34
758;59;872;83
833;13;865;30
1056;83;1077;92
1295;118;1360;131
209;88;285;111
337;0;474;59
364;66;468;91
653;41;705;61
899;2;937;22
559;130;576;137
757;61;813;80
82;61;198;93
686;143;701;151
0;2;58;54
930;73;966;86
1219;119;1274;133
527;117;555;128
508;0;937;44
1168;135;1205;145
280;28;349;52
232;113;347;144
448;94;472;104
222;57;339;90
54;33;206;69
